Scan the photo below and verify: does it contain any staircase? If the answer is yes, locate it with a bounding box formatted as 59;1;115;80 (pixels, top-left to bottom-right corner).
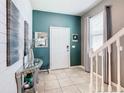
89;28;124;93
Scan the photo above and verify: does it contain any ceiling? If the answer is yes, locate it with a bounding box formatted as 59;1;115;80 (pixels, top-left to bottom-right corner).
30;0;103;16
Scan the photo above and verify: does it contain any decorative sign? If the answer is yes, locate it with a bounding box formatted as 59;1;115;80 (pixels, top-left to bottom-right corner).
72;34;78;42
35;32;48;48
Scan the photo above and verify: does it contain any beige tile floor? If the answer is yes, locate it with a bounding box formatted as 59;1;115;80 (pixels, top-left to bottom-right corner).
37;67;121;93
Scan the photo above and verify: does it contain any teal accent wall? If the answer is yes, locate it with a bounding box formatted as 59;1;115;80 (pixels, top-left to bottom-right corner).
33;10;81;68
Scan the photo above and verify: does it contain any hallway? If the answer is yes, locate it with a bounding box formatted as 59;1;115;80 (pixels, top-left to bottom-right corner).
37;67;90;93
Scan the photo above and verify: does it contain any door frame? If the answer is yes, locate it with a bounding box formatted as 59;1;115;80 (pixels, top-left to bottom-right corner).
50;26;70;70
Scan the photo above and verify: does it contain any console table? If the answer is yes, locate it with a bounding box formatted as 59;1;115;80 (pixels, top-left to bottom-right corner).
15;58;43;93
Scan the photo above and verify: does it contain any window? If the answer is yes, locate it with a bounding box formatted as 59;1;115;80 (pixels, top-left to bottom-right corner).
89;12;104;51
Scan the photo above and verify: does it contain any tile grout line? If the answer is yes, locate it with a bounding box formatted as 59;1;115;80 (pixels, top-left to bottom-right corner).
68;74;84;93
44;78;45;93
57;78;63;93
46;70;63;93
64;69;83;93
55;70;64;93
66;69;89;93
41;68;87;93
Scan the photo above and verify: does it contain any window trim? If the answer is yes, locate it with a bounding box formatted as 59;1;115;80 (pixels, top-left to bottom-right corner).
88;11;104;51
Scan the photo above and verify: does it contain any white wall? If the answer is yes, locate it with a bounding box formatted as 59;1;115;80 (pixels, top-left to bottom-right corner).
0;0;32;93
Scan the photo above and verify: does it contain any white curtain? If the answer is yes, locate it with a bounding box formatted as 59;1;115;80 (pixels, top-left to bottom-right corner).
84;6;112;79
89;11;104;52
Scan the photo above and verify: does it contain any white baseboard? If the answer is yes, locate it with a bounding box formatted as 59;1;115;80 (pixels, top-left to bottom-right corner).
39;69;49;72
80;65;85;70
70;65;85;70
48;65;85;72
111;82;124;91
111;82;117;87
93;72;102;79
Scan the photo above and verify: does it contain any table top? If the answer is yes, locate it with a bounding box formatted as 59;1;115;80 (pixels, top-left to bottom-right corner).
15;58;43;77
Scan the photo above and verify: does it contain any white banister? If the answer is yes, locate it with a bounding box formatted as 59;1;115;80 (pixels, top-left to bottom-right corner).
89;28;124;93
89;49;93;93
90;56;93;93
91;28;124;57
96;55;98;92
108;45;112;92
101;52;104;92
116;39;121;92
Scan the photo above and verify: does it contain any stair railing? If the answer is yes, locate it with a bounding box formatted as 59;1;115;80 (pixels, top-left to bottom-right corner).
89;28;124;93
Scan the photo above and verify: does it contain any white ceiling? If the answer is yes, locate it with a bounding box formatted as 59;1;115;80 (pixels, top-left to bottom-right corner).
30;0;103;16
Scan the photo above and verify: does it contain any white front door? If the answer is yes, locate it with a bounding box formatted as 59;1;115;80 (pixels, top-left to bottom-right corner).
50;27;70;70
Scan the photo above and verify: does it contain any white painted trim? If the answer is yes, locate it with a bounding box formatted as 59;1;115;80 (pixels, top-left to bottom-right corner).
111;82;117;88
111;82;124;91
116;39;121;92
80;65;85;70
48;65;85;71
108;45;112;92
86;17;90;55
69;65;85;70
95;55;98;92
39;69;47;72
93;72;102;79
90;56;93;93
38;69;49;73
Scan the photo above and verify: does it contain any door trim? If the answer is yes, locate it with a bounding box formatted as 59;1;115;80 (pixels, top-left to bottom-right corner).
50;26;70;70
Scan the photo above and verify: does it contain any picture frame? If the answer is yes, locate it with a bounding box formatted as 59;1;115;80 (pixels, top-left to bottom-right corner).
6;0;20;66
24;21;29;56
35;32;48;48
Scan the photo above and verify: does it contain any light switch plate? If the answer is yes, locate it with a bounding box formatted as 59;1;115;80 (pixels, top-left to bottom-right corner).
72;45;76;48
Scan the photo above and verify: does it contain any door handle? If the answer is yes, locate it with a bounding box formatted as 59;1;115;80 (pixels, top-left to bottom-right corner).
66;45;70;52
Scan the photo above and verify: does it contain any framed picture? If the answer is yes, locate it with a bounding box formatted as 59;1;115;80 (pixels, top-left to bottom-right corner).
6;0;20;66
35;32;48;48
72;34;78;42
24;21;29;56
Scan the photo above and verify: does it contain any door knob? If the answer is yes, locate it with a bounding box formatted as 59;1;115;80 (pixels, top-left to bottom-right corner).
67;45;69;52
67;45;69;48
